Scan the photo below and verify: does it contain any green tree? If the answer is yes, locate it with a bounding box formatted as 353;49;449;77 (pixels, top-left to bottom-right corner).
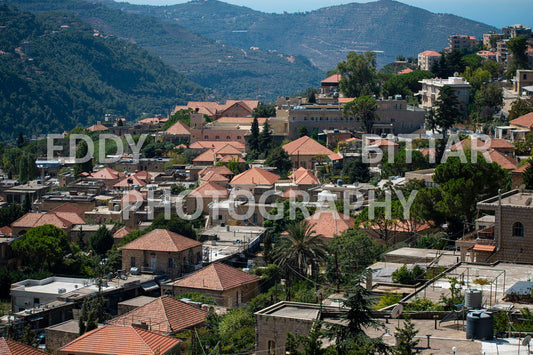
392;264;425;285
73;140;93;176
381;150;430;179
263;199;311;235
265;146;292;177
162;108;192;130
382;70;434;98
89;225;114;257
475;83;503;122
506;36;530;77
12;224;70;271
249;116;260;154
326;230;383;288
325;273;391;354
432;85;462;136
337;51;379;97
218;309;255;353
298;125;309;138
433;152;510;234
522;163;533;189
252;102;276;118
16;132;25;148
343;96;379;133
273;219;326;278
149;214;199;239
394;318;420;355
355;198;405;246
343;158;371;184
259;119;273;154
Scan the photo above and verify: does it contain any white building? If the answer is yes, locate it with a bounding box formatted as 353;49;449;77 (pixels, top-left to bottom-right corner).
417;76;471;117
417;50;442;71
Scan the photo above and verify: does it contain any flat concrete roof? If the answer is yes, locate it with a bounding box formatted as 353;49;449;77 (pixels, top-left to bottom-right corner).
118;296;156;308
257;302;321;320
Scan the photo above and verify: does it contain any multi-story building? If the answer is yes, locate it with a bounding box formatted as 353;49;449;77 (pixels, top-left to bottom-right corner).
417;50;442;71
448;34;478;51
417;76;471;117
456;189;533;264
503;24;532;39
286;98;425;139
513;69;533;94
483;32;504;50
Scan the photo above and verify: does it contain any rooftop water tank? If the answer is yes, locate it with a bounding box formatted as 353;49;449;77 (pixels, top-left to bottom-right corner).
466;310;493;340
465;289;483;309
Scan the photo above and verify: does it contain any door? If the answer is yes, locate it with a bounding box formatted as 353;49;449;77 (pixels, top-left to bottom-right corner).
150;254;157;271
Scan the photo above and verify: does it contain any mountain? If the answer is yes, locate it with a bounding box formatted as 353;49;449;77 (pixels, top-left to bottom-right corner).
0;4;203;140
4;0;325;100
106;0;497;70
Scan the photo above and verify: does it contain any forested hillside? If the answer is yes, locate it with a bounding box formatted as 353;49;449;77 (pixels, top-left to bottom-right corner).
108;0;496;69
4;0;325;100
0;4;203;140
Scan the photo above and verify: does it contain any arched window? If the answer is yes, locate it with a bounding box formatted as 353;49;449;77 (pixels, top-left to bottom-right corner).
267;340;276;355
513;222;524;237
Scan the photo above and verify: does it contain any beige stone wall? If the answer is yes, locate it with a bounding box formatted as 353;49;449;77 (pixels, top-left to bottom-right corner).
122;246;202;278
171;281;259;307
256;314;314;355
497;205;533;263
45;328;78;353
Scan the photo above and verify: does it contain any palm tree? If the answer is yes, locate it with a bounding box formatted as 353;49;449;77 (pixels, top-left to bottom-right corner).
273;219;326;278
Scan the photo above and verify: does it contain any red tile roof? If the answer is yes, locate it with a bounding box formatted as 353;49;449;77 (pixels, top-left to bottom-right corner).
511;112;533;129
113;226;132;240
283;136;337;159
321;74;342;84
12;210;86;230
368;138;399;147
202;171;230;183
0;226;12;236
189;182;229;199
288;167;319;185
192;149;216;163
88;167;124;180
114;175;147;188
172;262;260;291
473;244;496;252
121;189;146;204
306;210;355;239
486;149;517;171
189;141;245;151
398;68;414;74
133;170;152;182
218;154;245;163
87;124;108;132
121;229;201;252
107;296;206;334
215;143;243;155
451;138;514;151
513;162;531;174
138;117;163;124
56;325;181;355
165;121;192;136
0;337;48;354
230;167;280;186
419;50;442;57
52;203;85;218
199;166;234;178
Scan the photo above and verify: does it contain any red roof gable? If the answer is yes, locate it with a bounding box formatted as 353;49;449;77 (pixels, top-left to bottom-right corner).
283;136;337;159
189;182;229;199
172;262;260;291
165;121;192;136
57;325;181;355
230;167;280;186
305;210;354;240
321;74;342;84
0;337;47;354
121;229;201;252
107;296;206;334
511;112;533;129
88;167;124;180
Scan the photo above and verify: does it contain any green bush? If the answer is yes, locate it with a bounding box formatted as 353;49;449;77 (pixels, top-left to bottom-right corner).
374;292;402;310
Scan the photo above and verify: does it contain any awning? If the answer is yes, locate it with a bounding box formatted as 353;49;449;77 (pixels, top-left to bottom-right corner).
141;281;159;292
473;244;496;252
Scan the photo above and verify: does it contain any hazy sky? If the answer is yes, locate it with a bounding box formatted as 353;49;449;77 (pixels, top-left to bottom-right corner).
117;0;532;28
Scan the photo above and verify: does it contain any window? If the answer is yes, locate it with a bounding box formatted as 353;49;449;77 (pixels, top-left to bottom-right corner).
130;257;136;268
237;136;241;139
267;340;276;355
513;222;524;237
168;258;174;269
34;298;40;305
226;136;230;140
215;136;220;139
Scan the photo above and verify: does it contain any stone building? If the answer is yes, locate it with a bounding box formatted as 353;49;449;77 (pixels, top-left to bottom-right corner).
417;76;471;117
162;262;260;307
457;189;533;263
120;229;203;278
255;301;346;355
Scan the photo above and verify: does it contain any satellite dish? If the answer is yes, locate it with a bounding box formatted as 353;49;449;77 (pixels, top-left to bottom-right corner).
391;304;404;319
519;184;526;193
522;335;531;346
453;72;459;77
526;198;532;206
